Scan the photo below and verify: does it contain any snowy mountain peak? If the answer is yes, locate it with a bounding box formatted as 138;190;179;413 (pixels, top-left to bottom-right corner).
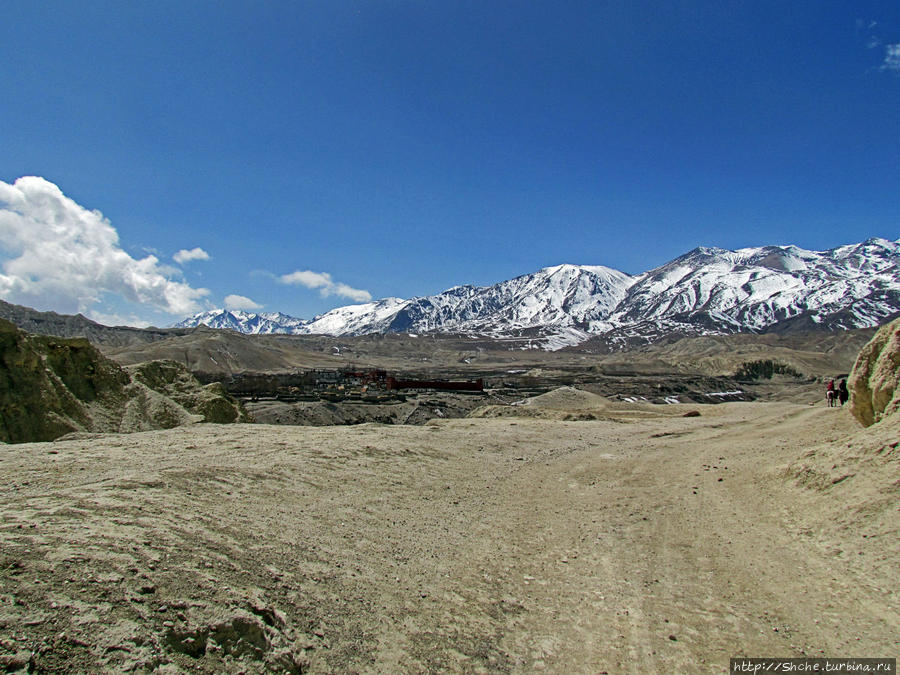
175;239;900;349
686;245;730;257
173;309;311;334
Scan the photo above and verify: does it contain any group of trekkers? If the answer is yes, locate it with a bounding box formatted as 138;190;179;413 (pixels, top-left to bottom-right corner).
825;378;849;407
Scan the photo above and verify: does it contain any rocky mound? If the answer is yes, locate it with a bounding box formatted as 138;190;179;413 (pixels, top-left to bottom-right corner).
848;316;900;427
522;386;610;410
470;386;610;422
0;319;247;443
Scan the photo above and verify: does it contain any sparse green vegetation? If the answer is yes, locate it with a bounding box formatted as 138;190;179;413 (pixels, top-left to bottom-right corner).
734;359;803;380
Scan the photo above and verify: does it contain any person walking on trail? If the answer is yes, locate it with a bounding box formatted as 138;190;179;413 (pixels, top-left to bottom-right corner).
826;379;836;407
838;379;849;407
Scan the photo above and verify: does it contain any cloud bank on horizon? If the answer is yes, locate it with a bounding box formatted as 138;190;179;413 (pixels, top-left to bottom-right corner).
0;176;370;325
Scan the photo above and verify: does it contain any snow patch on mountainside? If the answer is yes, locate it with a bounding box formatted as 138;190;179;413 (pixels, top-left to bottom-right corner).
304;298;408;335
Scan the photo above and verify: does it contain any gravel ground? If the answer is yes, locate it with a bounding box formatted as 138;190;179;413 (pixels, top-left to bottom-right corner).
0;401;896;673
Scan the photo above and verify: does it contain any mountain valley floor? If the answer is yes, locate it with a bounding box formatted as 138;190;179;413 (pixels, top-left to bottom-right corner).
1;399;896;673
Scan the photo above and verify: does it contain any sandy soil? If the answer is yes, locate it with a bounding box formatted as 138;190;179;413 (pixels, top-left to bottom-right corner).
0;401;896;673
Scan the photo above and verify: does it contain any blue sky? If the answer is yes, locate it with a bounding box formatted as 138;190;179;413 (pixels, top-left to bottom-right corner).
1;1;898;326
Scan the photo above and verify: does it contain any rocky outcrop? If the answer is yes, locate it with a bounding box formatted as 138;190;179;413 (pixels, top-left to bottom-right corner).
848;316;900;427
125;360;247;424
0;319;247;443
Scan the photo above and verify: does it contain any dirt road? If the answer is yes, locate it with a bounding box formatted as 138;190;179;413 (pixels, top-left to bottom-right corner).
0;402;896;673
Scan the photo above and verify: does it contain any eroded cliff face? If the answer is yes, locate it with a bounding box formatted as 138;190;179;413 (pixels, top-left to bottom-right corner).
848;316;900;427
0;319;246;443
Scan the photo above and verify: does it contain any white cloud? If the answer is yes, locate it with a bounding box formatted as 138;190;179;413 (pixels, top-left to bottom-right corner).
174;247;210;264
281;270;333;290
882;43;900;71
332;283;373;302
0;176;209;316
279;269;372;302
224;294;263;311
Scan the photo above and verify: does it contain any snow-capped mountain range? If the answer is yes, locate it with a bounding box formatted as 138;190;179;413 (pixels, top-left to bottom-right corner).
175;238;900;350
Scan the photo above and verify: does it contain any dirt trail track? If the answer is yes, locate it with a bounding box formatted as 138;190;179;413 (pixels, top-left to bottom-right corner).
0;402;896;673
